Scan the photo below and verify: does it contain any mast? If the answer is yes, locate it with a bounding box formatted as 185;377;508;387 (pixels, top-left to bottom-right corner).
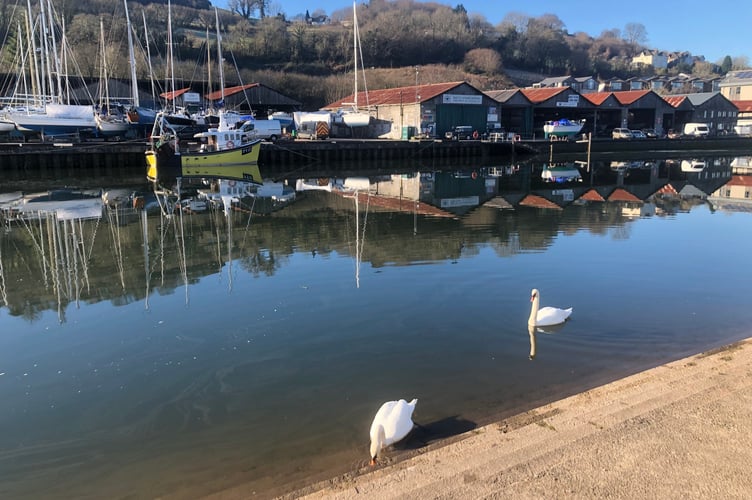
167;0;175;111
142;11;156;106
214;7;225;107
352;1;358;111
124;0;139;107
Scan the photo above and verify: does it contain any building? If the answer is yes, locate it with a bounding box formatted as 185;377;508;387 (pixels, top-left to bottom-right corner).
665;92;739;135
719;70;752;101
322;81;499;140
632;50;668;70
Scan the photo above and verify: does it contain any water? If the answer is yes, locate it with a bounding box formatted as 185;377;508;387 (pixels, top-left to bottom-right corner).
1;155;751;498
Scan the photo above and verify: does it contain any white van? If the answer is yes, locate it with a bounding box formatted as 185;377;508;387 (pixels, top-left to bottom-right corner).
239;119;282;142
683;123;710;138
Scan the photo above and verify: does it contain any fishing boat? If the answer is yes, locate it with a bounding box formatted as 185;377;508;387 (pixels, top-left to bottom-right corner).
543;118;586;140
146;111;262;185
146;7;262;186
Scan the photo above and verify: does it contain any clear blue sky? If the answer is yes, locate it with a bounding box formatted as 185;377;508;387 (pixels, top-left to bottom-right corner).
215;0;749;63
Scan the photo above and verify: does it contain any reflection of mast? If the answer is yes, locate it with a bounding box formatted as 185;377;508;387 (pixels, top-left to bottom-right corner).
0;232;7;307
343;189;369;288
141;209;150;310
106;206;126;291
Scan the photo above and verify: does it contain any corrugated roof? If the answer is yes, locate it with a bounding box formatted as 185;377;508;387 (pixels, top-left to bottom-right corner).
581;92;613;106
206;83;260;101
727;175;752;187
663;95;688;108
579;189;605;202
733;100;752;112
608;188;642;202
611;90;652;105
159;87;191;100
519;194;563;209
485;89;531;104
323;81;466;109
519;87;569;104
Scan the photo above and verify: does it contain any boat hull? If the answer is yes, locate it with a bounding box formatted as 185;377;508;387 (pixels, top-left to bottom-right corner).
543;119;585;139
147;141;263;184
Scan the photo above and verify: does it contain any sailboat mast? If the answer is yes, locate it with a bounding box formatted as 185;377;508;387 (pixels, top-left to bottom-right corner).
142;11;156;106
167;0;175;111
44;0;62;102
124;0;139;107
206;26;212;110
215;8;225;106
352;1;358;110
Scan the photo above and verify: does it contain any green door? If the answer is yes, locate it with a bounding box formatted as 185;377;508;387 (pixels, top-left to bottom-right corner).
436;104;487;136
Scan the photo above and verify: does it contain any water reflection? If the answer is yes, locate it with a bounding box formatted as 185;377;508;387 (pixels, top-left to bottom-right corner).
0;155;747;323
0;155;751;498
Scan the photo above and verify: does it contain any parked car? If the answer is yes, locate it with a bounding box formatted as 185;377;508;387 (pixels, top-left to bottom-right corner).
667;129;681;139
642;129;659;138
630;130;647;139
612;128;632;139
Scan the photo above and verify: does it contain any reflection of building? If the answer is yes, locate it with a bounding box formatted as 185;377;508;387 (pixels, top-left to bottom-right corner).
708;175;752;212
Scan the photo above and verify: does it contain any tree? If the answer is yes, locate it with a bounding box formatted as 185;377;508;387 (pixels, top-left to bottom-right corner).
622;22;647;55
229;0;269;20
720;55;733;73
464;48;502;74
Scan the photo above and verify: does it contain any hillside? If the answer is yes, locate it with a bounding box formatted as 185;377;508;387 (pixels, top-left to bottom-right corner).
0;0;739;110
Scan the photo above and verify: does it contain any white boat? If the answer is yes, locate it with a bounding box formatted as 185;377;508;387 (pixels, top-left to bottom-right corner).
338;2;371;127
681;159;705;172
543;118;586;140
541;164;582;183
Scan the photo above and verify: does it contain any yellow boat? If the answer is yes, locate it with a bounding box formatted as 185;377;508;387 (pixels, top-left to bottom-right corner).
146;112;263;185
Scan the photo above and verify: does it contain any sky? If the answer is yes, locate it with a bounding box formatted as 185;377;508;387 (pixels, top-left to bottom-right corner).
215;0;750;63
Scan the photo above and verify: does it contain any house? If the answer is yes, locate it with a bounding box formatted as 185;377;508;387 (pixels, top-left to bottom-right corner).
719;70;752;101
599;77;627;92
533;75;597;94
632;50;668;70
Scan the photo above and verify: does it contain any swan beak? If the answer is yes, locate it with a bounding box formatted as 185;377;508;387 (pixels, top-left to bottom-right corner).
369;458;376;466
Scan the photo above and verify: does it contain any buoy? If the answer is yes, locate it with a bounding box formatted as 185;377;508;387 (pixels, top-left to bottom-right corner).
226;140;235;149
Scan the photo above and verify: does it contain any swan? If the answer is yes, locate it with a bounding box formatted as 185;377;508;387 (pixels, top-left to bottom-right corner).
528;288;572;327
369;398;418;465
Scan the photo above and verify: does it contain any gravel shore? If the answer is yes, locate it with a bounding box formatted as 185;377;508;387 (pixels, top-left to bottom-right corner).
283;338;752;499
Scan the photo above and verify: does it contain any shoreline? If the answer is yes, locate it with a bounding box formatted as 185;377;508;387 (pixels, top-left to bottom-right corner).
273;337;752;499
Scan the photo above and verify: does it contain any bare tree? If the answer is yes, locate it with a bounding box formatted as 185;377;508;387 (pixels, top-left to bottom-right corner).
622;22;647;54
229;0;269;20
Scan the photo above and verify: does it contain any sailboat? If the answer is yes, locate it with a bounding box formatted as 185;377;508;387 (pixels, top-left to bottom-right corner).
6;0;97;140
95;16;131;139
146;6;262;186
339;1;371;127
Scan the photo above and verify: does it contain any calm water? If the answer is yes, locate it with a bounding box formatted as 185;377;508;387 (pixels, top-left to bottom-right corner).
1;155;751;498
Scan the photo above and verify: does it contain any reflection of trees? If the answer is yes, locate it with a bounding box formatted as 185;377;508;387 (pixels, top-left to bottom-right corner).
1;194;641;322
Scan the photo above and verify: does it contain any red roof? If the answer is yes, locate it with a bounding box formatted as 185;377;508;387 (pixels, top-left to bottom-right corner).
519;87;569;104
159;87;191;100
733;100;752;112
727;175;752;187
608;188;641;202
206;83;259;101
519;194;563;209
663;96;688;108
581;92;613;106
657;184;679;195
324;82;466;109
611;90;651;105
579;189;605;202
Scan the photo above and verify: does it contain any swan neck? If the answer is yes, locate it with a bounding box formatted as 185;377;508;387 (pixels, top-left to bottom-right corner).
528;295;539;326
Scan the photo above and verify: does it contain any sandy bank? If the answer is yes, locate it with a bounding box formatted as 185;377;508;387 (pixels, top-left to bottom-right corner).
285;338;752;499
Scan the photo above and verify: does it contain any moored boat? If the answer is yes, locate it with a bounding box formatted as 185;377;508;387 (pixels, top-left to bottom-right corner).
543;118;586;140
146;112;263;185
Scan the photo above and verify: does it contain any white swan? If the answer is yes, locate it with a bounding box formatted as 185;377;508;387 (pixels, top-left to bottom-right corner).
528;288;572;327
369;398;418;465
